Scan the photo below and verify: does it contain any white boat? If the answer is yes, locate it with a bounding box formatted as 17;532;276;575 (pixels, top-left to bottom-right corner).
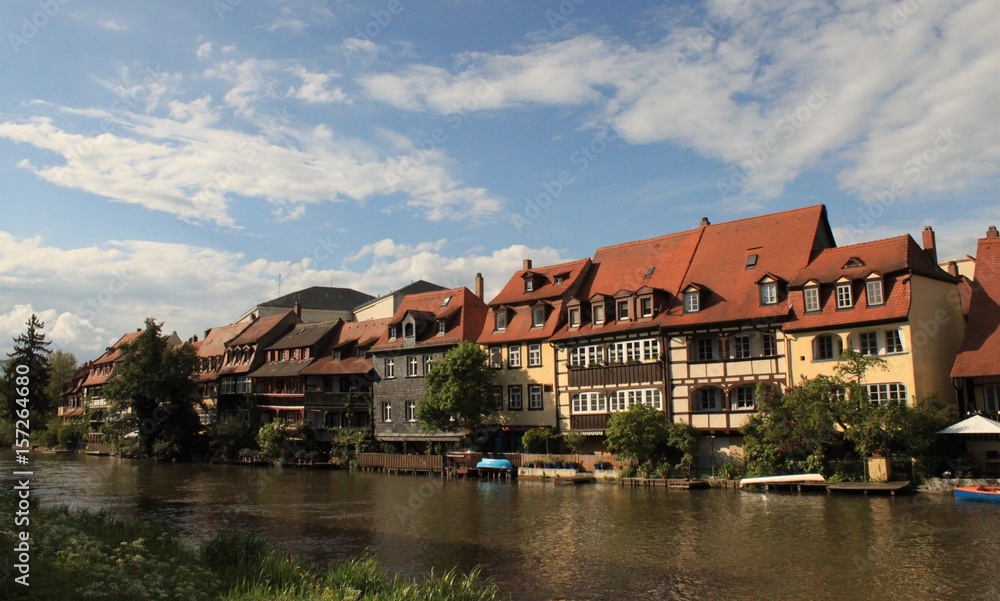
738;474;826;488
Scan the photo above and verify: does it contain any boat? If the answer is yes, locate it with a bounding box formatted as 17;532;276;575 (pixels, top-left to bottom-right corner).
738;474;826;488
954;486;1000;503
476;458;514;471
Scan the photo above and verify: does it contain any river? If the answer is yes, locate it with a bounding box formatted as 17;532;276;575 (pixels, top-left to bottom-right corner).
5;451;1000;600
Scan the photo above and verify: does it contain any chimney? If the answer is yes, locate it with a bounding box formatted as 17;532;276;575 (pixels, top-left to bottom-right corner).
988;226;999;238
946;261;959;278
523;259;532;271
205;329;211;339
474;273;484;300
922;226;937;264
700;217;710;227
293;302;302;318
192;335;198;343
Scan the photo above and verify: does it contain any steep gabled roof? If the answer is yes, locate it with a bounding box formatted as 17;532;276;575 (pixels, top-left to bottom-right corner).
789;235;952;287
265;319;341;351
953;237;1000;378
227;312;298;347
479;300;567;345
258;286;374;311
488;258;591;306
373;287;488;351
196;322;252;358
91;330;144;366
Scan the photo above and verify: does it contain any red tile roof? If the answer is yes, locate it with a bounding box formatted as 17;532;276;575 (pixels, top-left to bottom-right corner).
299;318;391;376
299;356;373;376
488;258;591;306
336;317;393;348
953;237;1000;378
788;235;948;287
91;331;143;366
196;322;251;358
479;300;567;345
372;287;488;351
227;312;298;347
265;320;341;351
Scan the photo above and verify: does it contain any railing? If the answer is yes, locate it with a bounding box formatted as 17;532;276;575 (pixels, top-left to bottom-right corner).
304;391;371;408
358;453;445;472
567;362;664;388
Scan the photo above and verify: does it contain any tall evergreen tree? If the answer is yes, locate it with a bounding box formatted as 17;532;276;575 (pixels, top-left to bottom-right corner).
103;318;201;459
2;314;53;424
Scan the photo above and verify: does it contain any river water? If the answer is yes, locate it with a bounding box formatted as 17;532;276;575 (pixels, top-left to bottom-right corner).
5;451;1000;601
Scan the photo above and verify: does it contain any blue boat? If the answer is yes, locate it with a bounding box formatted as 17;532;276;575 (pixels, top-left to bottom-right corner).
954;486;1000;503
476;458;513;471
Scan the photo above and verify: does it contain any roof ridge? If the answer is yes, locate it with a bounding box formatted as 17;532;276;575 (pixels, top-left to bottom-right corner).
818;234;911;253
595;227;701;253
522;257;591;271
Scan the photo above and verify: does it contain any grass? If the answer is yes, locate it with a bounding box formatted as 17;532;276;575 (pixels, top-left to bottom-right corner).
0;491;504;601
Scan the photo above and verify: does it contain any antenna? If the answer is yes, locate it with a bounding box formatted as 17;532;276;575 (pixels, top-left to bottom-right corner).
277;274;282;297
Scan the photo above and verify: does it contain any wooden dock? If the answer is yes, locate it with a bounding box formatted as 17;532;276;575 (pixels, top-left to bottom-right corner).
554;475;596;485
620;478;709;489
742;480;913;496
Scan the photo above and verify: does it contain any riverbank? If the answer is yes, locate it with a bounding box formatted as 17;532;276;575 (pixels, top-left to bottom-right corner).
0;491;504;601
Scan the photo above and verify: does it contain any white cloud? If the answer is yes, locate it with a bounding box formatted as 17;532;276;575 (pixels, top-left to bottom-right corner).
0;232;567;359
286;66;348;104
196;42;213;59
359;0;1000;203
263;18;307;32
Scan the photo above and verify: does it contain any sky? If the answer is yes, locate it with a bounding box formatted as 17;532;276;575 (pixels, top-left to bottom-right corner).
1;0;999;361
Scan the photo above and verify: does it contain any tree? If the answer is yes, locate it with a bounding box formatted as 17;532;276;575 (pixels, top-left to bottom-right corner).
1;314;52;425
561;431;586;454
44;349;78;406
417;341;496;434
103;318;201;459
605;404;670;467
257;421;288;462
521;428;555;454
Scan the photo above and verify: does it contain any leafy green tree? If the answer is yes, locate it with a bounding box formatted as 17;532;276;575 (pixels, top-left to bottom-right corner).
902;392;959;479
666;422;700;477
103;318;201;459
44;349;78;407
605;404;670;467
1;314;52;425
257;421;288;461
207;415;259;462
520;427;555;454
417;341;496;434
561;431;586;454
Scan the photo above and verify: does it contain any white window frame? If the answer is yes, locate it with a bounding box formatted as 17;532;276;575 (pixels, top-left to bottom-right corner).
569;344;604;368
804;286;820;312
866;383;907;406
528;343;542;367
885;329;905;354
617;299;630;321
495;311;507;332
609;339;660;364
407;355;419;377
531;306;545;328
508;385;523;410
571;391;607;414
610;388;663;412
695;337;718;362
867;279;885;306
684;292;700;313
814;335;840;361
489;346;503;369
639;296;653;317
528;385;543;410
592;303;605;325
405;400;416;422
733;386;756;410
384;357;395;379
762;333;778;357
507;344;521;368
569;307;581;327
760;282;778;305
423;354;434;373
836;282;853;309
381;402;392;422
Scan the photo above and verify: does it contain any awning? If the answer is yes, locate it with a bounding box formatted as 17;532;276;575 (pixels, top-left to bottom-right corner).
937;415;1000;435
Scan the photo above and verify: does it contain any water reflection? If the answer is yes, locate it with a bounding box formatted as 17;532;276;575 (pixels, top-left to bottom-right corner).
8;451;1000;600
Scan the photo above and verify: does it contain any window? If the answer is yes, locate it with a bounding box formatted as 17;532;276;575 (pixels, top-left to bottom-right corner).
381;402;392;422
836;282;853;309
525;278;534;292
569;344;604;368
357;347;366;359
985;385;1000;413
640;297;653;317
489;346;503;368
508;385;523;410
572;392;607;414
731;336;752;359
405;401;416;422
531;306;545;328
866;383;907;406
760;282;778;305
407;355;419;376
220;378;235;395
528;343;542;367
763;333;778;357
495;311;507;332
804;287;821;312
866;279;884;306
437;320;446;335
507;344;521;368
814;335;841;361
610;388;663;412
528;385;543;410
592;304;605;325
617;300;630;321
609;339;660;363
440;296;451;307
695;337;719;361
236;377;252;394
733;386;756;410
694;387;724;411
860;332;878;356
555;275;565;284
569;307;581;327
403;323;414;338
492;387;503;411
384;358;395;378
423;354;434;373
746;254;758;269
684;291;700;313
885;330;904;354
389;325;397;340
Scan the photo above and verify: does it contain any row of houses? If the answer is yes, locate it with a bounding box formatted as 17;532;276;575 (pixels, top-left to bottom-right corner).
58;204;1000;458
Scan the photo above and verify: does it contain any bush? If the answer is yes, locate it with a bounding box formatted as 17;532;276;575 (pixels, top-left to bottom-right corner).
57;421;88;449
520;428;554;454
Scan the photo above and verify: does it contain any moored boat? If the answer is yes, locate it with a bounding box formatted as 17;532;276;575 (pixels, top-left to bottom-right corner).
954;486;1000;503
738;474;826;488
476;458;514;471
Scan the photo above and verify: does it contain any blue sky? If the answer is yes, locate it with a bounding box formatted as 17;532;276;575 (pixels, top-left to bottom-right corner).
1;0;998;360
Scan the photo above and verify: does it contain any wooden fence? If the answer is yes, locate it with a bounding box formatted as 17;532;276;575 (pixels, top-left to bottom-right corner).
358;452;619;474
358;453;445;473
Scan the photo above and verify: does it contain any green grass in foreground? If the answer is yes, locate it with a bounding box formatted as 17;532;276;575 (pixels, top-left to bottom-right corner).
0;492;503;601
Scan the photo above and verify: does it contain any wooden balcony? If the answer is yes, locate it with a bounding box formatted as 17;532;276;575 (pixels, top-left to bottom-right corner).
257;392;371;409
566;361;665;388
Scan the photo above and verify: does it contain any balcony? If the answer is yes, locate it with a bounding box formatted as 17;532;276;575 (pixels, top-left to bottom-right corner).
566;361;664;388
303;391;371;409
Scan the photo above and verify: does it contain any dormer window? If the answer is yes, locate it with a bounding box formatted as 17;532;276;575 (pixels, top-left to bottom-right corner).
554;273;566;285
525;278;534;292
531;305;545;328
684;290;700;313
616;299;630;321
331;349;341;361
568;307;581;328
494;310;507;332
804;282;821;313
639;296;653;318
592;303;605;325
866;275;885;307
437;319;446;335
389;325;397;340
403;322;414;338
836;279;853;309
760;281;777;306
356;347;366;359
